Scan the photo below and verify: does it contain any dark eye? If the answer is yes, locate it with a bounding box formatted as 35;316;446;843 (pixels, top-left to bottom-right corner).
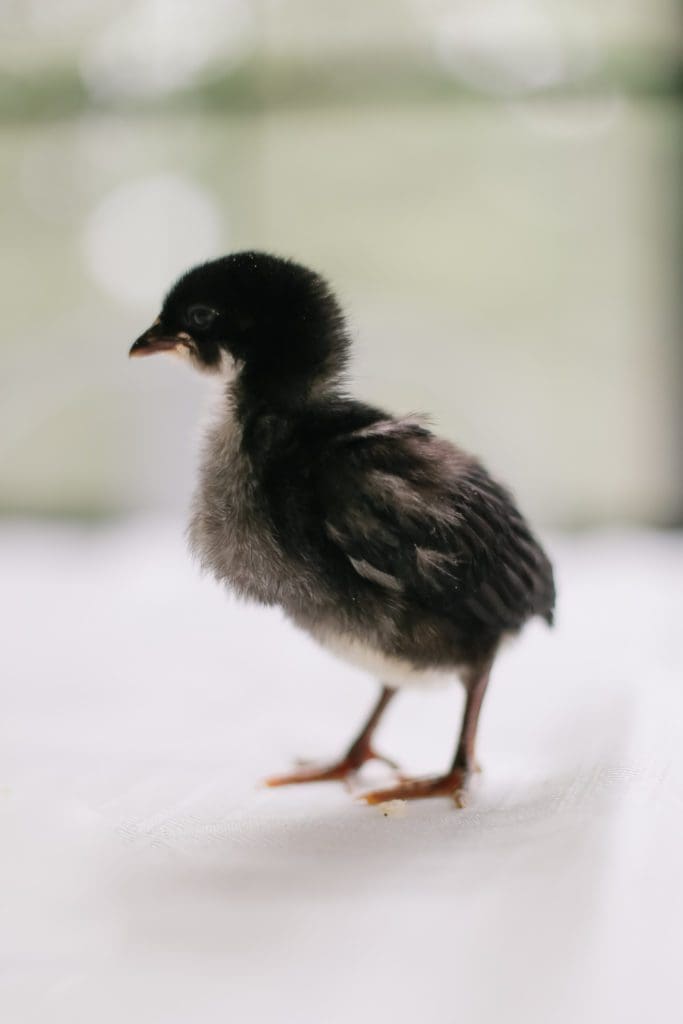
186;305;217;330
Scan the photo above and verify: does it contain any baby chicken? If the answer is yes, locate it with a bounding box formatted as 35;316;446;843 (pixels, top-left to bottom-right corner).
130;252;555;804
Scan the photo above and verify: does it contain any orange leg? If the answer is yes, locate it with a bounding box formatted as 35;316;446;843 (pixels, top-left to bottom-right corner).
265;686;398;787
361;661;491;806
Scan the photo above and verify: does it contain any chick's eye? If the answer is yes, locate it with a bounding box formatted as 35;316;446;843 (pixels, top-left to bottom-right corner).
186;305;217;330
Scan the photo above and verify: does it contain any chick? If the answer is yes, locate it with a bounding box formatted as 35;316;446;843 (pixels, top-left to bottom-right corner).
130;251;555;804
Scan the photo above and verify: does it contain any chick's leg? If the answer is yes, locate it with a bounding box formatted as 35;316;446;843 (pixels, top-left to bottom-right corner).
361;661;491;806
265;685;398;787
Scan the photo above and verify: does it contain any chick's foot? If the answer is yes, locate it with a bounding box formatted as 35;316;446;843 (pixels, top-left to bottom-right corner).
361;769;469;807
265;744;399;788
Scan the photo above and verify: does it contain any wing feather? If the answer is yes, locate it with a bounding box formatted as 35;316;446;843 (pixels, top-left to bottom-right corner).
318;420;554;631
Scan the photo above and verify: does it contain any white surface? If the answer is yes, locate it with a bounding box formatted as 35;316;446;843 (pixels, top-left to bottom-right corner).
1;522;682;1023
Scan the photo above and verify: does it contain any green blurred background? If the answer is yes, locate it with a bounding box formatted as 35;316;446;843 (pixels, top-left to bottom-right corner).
1;0;681;526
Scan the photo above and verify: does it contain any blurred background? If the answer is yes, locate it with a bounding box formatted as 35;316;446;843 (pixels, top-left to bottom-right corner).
3;8;683;1020
2;0;681;528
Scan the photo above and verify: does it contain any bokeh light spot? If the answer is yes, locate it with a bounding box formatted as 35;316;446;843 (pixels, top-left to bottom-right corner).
82;173;224;308
80;0;252;101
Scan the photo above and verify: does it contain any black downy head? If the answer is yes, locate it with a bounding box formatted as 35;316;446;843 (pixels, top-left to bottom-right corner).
129;251;350;401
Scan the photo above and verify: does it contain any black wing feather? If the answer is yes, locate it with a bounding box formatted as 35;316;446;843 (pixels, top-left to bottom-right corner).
318;421;555;634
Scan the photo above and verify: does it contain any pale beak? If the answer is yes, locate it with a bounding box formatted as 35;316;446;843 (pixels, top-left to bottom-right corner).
129;322;192;358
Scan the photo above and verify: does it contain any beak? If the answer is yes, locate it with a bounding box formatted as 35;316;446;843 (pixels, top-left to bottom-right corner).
129;321;192;358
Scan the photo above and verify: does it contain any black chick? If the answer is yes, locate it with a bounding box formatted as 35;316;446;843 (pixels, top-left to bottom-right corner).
130;251;555;805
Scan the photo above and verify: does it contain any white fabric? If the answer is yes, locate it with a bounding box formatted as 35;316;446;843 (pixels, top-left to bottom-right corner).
1;522;682;1023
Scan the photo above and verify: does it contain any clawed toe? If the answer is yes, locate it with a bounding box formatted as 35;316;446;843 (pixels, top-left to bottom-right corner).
264;747;400;788
264;761;352;787
361;770;469;806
